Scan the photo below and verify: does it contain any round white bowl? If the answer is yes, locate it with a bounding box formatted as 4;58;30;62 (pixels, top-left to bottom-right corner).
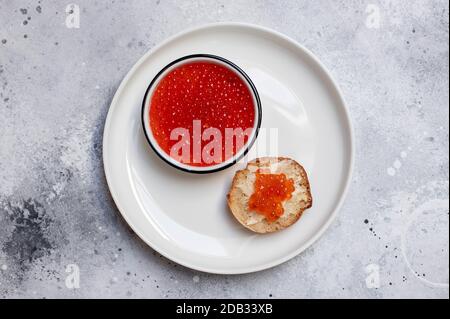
141;54;262;173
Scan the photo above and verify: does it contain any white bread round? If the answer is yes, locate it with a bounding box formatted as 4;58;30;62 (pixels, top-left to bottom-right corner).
227;157;312;233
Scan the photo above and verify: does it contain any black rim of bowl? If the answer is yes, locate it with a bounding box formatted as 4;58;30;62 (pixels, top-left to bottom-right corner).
141;53;262;174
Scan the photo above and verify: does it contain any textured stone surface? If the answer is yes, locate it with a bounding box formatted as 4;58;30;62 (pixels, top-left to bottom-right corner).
0;0;448;298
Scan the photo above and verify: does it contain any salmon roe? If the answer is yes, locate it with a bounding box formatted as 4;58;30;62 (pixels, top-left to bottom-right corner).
248;172;295;222
149;61;255;166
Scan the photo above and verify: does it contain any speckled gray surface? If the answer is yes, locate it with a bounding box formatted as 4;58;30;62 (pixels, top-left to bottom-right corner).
0;0;448;299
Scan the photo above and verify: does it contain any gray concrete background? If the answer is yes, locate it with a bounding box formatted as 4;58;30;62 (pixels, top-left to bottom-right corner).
0;0;448;298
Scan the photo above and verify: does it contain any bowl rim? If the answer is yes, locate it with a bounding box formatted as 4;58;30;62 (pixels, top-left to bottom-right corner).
141;53;262;174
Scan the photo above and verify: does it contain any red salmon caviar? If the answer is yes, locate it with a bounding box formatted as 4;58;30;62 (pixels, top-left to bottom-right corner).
149;61;255;167
248;172;295;222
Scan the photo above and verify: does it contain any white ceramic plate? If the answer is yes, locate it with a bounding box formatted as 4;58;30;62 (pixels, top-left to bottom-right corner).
103;23;354;274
